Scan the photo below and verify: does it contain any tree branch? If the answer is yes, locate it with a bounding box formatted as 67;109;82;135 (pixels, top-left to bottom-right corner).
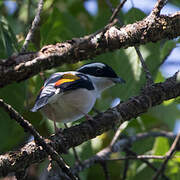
108;155;180;161
105;0;154;86
0;99;77;180
150;0;167;17
108;0;127;24
123;148;170;180
134;46;154;85
72;131;176;175
122;150;130;180
0;72;179;177
100;162;110;180
0;11;179;88
152;131;180;180
21;0;44;52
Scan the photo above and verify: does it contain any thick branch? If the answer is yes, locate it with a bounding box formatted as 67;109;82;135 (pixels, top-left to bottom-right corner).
0;99;77;180
0;72;179;177
0;11;179;88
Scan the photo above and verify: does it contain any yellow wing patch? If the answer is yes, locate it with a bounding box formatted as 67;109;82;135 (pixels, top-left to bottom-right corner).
55;73;80;87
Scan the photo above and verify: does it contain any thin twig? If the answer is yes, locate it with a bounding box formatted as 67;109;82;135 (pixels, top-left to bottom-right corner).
105;0;114;12
64;123;81;164
105;0;123;25
27;0;31;25
72;131;175;175
93;3;128;177
21;0;44;52
135;46;154;85
106;0;154;85
0;99;77;180
109;122;129;179
124;148;170;180
64;123;81;180
151;0;167;17
110;121;129;146
130;0;134;7
100;162;110;180
122;151;130;180
152;131;180;180
99;0;127;38
108;155;180;161
108;0;127;24
0;73;179;176
106;5;153;175
1;11;180;88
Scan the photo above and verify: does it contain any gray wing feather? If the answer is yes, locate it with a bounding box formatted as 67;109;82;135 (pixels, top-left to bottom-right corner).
31;73;63;112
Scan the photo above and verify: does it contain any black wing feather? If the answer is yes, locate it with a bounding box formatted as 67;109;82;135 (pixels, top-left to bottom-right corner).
31;73;94;112
31;91;54;112
56;74;94;91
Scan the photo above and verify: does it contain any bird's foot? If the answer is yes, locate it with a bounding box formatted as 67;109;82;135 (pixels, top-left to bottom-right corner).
55;127;64;134
53;120;63;134
85;114;94;121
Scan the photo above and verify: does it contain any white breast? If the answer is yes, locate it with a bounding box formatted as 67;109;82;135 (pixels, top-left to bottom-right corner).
41;88;96;123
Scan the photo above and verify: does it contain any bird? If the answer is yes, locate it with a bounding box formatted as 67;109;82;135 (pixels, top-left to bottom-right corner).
31;62;125;132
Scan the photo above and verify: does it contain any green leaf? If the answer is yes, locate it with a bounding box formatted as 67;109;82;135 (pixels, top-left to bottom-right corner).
140;114;162;130
43;0;55;11
87;160;123;180
160;40;176;60
141;42;161;77
41;8;85;45
92;7;112;32
0;82;27;152
170;0;180;7
149;103;180;129
173;152;180;163
92;49;134;111
153;137;169;156
166;159;180;180
132;136;155;155
134;163;156;180
124;8;146;24
63;140;93;180
90;42;162;112
155;71;165;83
0;16;18;57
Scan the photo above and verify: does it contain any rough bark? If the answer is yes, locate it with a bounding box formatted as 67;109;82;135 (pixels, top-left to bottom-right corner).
0;12;179;88
0;72;179;177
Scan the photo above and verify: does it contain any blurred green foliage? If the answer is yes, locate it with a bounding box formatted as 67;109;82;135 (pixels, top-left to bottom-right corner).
0;0;180;179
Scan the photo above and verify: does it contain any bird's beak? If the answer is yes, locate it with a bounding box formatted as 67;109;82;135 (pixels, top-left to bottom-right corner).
112;77;126;84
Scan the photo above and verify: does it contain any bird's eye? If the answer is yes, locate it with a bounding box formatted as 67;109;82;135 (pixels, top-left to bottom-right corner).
96;68;102;75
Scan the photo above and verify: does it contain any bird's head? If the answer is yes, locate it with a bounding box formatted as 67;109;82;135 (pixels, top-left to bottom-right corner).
77;62;125;95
